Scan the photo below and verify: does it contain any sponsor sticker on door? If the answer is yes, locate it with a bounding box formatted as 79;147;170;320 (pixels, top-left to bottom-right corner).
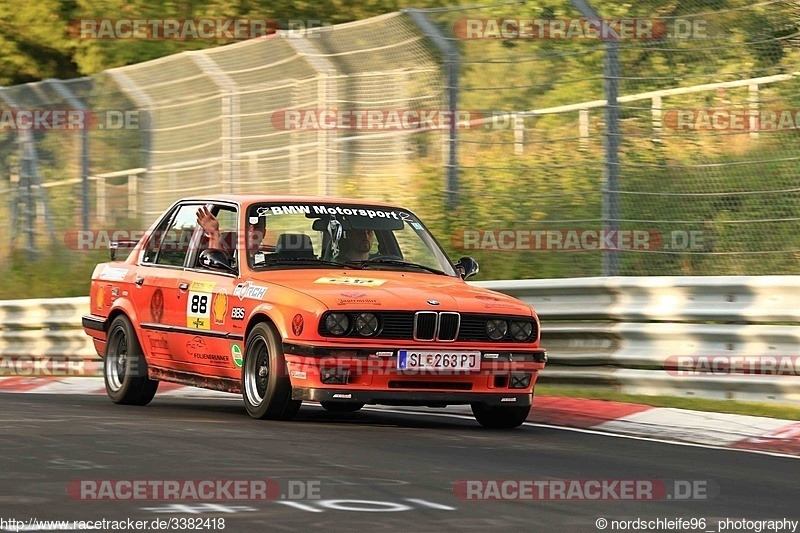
231;344;243;368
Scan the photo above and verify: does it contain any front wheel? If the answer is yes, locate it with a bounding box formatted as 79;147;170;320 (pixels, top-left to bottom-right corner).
242;322;301;420
104;315;158;405
471;403;530;429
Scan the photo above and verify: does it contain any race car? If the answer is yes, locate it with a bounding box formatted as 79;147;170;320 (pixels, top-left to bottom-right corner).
82;196;546;428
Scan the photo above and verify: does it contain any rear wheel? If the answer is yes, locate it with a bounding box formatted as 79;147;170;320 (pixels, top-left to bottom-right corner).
242;322;301;420
104;315;158;405
471;403;530;429
321;401;365;413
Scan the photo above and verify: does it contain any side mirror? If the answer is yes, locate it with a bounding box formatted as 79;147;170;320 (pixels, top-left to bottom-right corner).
199;249;237;274
109;239;138;261
454;256;479;280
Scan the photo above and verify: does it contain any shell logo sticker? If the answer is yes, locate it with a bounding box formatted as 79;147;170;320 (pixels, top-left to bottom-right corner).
314;277;387;287
212;290;228;325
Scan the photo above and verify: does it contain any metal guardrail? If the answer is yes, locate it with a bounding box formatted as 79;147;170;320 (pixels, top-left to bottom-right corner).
2;277;800;404
475;276;800;404
0;296;97;377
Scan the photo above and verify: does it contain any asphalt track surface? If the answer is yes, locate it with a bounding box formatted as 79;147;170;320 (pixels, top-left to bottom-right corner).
1;393;798;533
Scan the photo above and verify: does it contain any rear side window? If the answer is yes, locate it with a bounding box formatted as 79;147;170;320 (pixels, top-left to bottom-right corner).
141;212;172;264
143;204;202;267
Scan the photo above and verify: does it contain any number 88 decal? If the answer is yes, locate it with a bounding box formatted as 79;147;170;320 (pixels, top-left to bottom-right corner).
187;290;212;330
191;294;208;314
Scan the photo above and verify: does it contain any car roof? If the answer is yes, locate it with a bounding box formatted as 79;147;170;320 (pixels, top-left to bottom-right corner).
180;195;404;210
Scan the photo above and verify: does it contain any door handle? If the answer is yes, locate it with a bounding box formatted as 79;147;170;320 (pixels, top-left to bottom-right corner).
135;277;144;286
179;282;189;291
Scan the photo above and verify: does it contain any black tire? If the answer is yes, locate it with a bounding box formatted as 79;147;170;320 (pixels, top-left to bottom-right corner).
242;322;301;420
471;403;531;429
104;315;159;405
321;401;365;413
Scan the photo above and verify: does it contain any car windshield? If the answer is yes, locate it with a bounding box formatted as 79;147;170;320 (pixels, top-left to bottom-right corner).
245;203;457;276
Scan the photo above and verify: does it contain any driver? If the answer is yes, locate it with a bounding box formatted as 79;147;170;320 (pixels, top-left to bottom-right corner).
337;229;375;262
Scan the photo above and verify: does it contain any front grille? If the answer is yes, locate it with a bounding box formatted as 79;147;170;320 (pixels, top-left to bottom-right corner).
457;315;491;341
388;381;473;390
319;311;536;343
414;312;437;341
377;313;415;339
457;315;538;343
438;312;460;341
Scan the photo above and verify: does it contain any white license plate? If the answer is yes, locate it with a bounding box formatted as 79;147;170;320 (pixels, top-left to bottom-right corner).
397;350;481;371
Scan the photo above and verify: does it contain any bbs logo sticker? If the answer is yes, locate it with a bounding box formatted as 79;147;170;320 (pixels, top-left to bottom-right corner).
231;307;245;320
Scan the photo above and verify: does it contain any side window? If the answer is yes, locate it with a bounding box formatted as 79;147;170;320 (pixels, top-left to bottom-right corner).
193;205;239;271
141;211;173;264
215;207;238;254
154;205;201;267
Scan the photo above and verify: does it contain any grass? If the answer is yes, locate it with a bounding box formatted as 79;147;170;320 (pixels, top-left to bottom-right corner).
536;384;800;421
0;250;105;300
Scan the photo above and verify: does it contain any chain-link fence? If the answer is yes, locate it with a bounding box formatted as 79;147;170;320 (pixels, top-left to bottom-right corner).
1;1;799;292
0;13;445;267
424;0;800;278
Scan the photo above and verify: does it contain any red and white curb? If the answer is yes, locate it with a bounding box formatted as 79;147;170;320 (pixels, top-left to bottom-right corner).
529;396;800;455
1;377;798;456
0;376;233;399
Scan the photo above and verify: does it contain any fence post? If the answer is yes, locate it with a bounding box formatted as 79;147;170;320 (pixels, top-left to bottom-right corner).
570;0;621;276
46;79;90;232
128;172;138;218
286;37;340;197
749;83;759;140
187;52;239;194
651;95;662;141
96;177;106;223
404;8;461;209
513;114;525;155
107;69;153;216
579;108;590;148
603;41;622;276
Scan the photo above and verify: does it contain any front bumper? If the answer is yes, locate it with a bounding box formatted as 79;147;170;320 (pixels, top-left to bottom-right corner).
283;342;546;402
293;387;532;407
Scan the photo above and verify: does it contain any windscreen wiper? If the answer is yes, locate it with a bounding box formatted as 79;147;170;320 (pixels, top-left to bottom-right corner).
257;257;364;269
349;257;446;275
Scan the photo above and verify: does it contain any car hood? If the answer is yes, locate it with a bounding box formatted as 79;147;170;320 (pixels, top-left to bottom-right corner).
251;269;533;316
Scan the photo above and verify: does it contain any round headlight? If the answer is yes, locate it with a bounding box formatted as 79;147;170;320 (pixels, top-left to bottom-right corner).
354;312;379;337
485;319;508;340
509;320;533;341
324;313;350;336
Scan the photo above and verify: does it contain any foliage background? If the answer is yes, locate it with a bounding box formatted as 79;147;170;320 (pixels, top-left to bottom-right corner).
1;0;799;298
